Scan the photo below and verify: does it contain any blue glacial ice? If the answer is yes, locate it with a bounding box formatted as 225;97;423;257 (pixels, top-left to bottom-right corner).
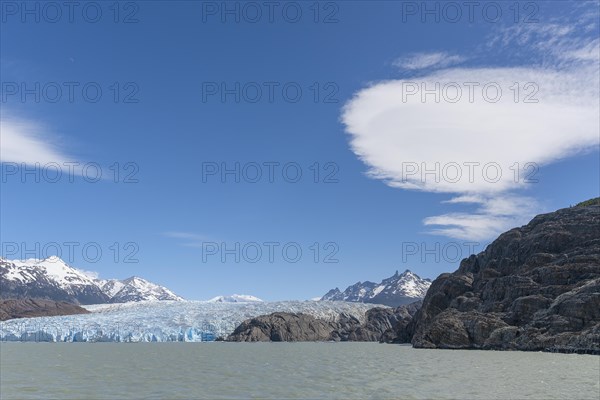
0;300;382;342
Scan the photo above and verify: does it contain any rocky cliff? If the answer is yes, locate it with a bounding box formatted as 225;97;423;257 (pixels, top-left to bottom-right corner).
227;302;422;342
410;200;599;353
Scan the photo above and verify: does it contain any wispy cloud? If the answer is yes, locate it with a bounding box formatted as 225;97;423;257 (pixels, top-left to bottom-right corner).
486;6;600;67
0;114;72;166
393;52;466;71
342;12;599;241
163;231;209;248
425;195;540;240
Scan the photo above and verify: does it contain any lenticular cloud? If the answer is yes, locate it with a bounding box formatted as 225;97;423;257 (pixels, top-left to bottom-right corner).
341;32;599;241
341;65;599;194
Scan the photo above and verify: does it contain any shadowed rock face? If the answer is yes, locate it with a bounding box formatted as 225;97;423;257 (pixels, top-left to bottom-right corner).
0;298;90;321
227;302;423;342
379;301;422;343
227;312;336;342
410;202;600;353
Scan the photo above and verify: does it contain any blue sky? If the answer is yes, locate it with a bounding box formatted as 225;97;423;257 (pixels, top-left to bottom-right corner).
1;1;599;301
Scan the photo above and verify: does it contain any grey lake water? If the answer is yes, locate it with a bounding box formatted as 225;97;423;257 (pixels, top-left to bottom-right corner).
0;343;598;400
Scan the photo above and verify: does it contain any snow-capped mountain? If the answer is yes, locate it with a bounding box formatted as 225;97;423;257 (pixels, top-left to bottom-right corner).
0;256;109;304
320;270;431;307
96;279;126;298
207;294;263;303
97;277;184;303
0;257;183;305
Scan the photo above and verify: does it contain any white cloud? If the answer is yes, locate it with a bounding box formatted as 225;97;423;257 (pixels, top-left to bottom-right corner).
562;38;600;63
343;65;598;195
486;8;600;67
0;115;72;166
425;195;540;240
164;232;209;248
393;52;466;71
342;21;599;241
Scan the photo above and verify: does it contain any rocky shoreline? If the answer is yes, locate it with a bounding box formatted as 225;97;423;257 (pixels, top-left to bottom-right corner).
226;301;421;342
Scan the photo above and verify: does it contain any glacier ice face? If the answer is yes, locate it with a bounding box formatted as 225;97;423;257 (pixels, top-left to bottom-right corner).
0;300;382;342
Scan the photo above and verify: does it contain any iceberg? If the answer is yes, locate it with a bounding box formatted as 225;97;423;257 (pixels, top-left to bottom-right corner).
0;300;382;342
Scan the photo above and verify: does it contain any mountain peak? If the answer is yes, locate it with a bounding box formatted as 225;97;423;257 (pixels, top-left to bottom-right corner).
123;276;143;283
1;258;183;304
103;276;184;303
1;257;109;304
320;270;431;307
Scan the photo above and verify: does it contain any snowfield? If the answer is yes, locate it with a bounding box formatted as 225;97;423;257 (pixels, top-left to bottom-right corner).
0;300;383;342
207;294;263;303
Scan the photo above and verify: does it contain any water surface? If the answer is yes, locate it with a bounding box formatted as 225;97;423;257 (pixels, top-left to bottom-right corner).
1;343;598;399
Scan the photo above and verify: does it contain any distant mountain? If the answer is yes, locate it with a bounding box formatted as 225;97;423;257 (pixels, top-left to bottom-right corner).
0;256;110;304
96;279;126;298
321;270;431;307
97;277;184;303
207;294;263;303
0;256;183;305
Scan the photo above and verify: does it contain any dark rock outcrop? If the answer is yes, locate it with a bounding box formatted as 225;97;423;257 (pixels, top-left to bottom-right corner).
227;312;337;342
379;300;422;343
0;298;90;321
411;202;600;353
227;302;424;342
330;308;399;342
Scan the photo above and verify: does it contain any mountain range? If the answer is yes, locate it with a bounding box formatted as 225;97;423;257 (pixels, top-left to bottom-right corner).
320;269;431;306
0;256;183;304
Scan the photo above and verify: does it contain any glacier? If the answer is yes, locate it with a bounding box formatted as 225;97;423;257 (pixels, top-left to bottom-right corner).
0;300;382;342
